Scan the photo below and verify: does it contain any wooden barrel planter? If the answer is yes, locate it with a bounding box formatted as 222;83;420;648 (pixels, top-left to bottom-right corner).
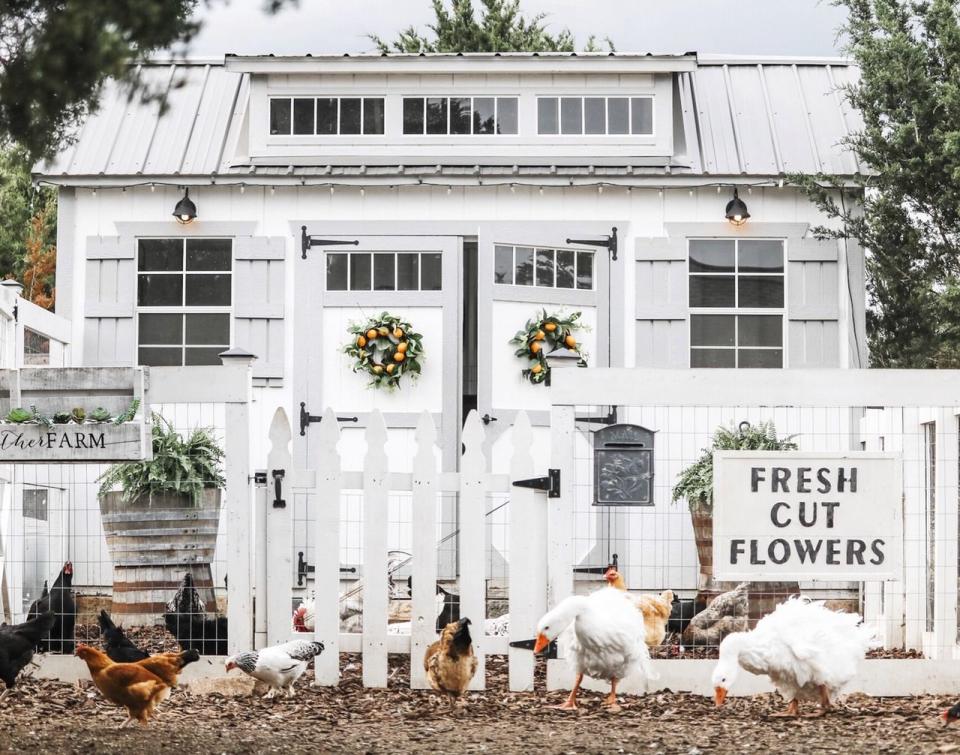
99;490;221;626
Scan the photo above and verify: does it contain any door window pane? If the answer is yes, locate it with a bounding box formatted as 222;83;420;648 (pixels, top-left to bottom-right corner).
186;274;231;306
138;275;182;306
403;98;424;134
138;314;182;345
186;239;231;271
738;240;784;272
631;97;653;134
556;250;575;288
450;97;471;134
514;246;534;286
576;251;594;290
316;98;338;135
738;276;783;308
327;253;348;290
560;97;582;134
363;98;384;135
607;98;629;134
538;98;558;134
494;245;513;284
138;239;183;271
185;313;230;345
584;97;606;134
497;97;518;134
397;254;419;290
474;98;495;134
349;254;371;290
691;348;736;367
421;253;442;290
185;347;225;366
690;314;735;347
138;347;183;366
689;240;735;273
373;253;396;290
738;315;783;347
340;98;362;135
269;98;291;135
738;349;783;368
689;276;735;307
426;98;447;134
536;249;555;287
293;98;314;135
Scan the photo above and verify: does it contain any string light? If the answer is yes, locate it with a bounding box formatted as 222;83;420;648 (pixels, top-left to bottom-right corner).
329;186;334;196
239;184;245;195
149;183;155;193
360;188;365;198
539;186;544;196
270;186;275;196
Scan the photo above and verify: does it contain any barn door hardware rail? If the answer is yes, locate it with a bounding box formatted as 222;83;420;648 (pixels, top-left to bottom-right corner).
509;637;558;659
574;552;618;575
512;468;561;497
299;402;359;436
301;225;359;259
297;551;357;586
271;469;286;509
566;226;618;261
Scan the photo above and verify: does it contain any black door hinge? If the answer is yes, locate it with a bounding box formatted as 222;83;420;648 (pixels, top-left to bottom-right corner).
271;469;285;509
299;403;359;436
566;226;618;261
481;413;498;425
301;226;359;259
512;468;561;498
509;638;558;659
574;553;618;575
297;551;357;586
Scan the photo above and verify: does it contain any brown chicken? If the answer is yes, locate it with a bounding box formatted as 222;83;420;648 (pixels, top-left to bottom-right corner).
76;644;169;727
424;617;477;707
134;649;201;687
604;566;674;647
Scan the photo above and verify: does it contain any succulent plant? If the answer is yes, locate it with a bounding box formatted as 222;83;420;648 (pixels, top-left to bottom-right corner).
70;407;86;423
5;408;32;423
53;412;72;424
114;398;140;425
88;407;112;423
30;406;52;428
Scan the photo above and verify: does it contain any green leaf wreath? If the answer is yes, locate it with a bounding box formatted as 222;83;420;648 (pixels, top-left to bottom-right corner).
343;312;424;390
509;309;587;385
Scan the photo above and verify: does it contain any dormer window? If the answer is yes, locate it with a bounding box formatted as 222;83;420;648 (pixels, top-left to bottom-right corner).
269;97;385;136
537;96;654;136
402;96;518;135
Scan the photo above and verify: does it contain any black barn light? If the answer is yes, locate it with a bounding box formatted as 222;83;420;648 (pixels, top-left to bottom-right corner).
173;188;197;224
724;188;750;226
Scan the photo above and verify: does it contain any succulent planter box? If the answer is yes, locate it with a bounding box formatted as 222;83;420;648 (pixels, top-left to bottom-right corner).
0;421;148;462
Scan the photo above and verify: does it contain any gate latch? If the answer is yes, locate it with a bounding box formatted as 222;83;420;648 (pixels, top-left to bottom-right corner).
271;469;285;509
512;468;561;498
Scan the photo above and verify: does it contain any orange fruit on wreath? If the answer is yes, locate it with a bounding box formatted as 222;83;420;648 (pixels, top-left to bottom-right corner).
386;363;396;374
372;365;384;374
357;336;367;348
378;326;390;336
397;342;408;353
544;322;558;332
393;352;406;362
534;330;546;341
393;327;404;338
530;363;543;375
565;335;577;348
530;342;541;354
366;329;378;340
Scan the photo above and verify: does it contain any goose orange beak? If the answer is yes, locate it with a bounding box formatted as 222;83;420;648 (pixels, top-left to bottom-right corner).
533;633;550;654
714;686;727;706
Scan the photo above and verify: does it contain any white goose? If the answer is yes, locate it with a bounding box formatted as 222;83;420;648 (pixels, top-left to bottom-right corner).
534;586;657;712
712;596;877;716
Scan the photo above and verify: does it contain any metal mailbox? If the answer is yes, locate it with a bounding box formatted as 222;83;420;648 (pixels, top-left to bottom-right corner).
593;424;655;506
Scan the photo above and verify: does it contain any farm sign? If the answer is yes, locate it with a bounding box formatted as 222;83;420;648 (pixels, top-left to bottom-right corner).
0;423;146;462
712;452;902;581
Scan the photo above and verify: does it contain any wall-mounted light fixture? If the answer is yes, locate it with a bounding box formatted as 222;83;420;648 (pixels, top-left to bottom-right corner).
725;188;750;226
172;188;197;224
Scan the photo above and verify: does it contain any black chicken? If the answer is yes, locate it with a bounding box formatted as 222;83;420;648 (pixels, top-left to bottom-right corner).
163;572;228;656
667;592;706;636
97;610;148;663
27;562;75;653
0;611;55;699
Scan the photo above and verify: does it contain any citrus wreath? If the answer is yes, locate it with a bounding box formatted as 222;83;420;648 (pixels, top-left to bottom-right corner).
509;309;587;385
343;312;424;390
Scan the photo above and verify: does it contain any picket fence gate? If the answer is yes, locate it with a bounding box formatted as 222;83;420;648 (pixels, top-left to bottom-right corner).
259;406;547;691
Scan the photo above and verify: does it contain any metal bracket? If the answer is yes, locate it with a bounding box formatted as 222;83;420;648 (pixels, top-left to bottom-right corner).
299;402;359;436
297;551;357;586
301;225;359;260
565;226;618;261
271;469;285;509
573;553;618;575
509;638;558;659
252;470;267;485
481;413;498;425
512;468;561;498
575;406;618;425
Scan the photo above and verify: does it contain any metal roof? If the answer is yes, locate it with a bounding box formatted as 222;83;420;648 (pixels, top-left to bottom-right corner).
38;57;861;182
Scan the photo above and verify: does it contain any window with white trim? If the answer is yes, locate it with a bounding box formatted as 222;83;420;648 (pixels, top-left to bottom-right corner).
269;97;385;136
688;238;784;368
136;238;232;366
402;97;518;135
537;96;653;135
493;244;594;289
325;251;442;291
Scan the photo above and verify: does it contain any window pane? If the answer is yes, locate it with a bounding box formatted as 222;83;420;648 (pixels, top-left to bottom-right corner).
426;97;447;134
138;275;182;306
350;254;371;290
316;98;338;135
576;251;594;290
494;245;513;284
185;313;230;345
373;253;396;290
538;98;558;135
293;98;314;135
738;276;784;308
607;98;629;134
738;349;783;368
560;97;582;135
139;313;182;345
363;98;384;135
139;347;182;366
515;246;534;286
327;253;348;290
186;274;231;306
340;98;361;135
738;240;784;273
738;315;783;347
497;97;518;134
474;97;495;134
186;239;231;271
138;239;182;271
690;314;735;347
421;253;442;290
689;239;734;273
689;275;735;307
403;98;424;134
631;97;653;134
584;97;606;134
185;347;225;366
536;249;555;287
397;253;419;290
690;348;735;368
556;250;575;288
450;97;471;135
269;98;291;135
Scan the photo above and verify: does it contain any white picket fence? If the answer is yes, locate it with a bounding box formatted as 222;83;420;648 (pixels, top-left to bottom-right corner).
261;406;546;691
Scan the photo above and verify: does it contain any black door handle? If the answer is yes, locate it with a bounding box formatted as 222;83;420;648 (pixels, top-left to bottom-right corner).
481;414;498;425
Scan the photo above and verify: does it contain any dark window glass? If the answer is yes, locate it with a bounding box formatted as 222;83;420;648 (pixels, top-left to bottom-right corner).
576;251;594;290
397;253;419;290
138;314;182;345
515;246;534;286
186;239;231;271
450;97;471;134
474;97;496;134
738;349;783;368
373;253;395;290
738;315;783;347
691;348;736;367
690;314;735;347
538;98;558;135
363;98;384;135
340;98;362;135
349;254;371;290
326;253;348;290
689;275;735;307
689;240;735;273
421;253;442;290
536;249;555;287
584;97;606;134
738;240;784;273
185;274;231;306
403;98;424;134
138;239;182;271
426;98;448;134
631;97;653;134
138;275;182;306
269;98;291;135
185;313;230;345
738;276;784;308
185;347;225;366
139;347;183;366
293;98;314;135
497;97;518;134
556;250;575;288
316;98;338;135
607;98;629;134
560;97;583;135
494;245;513;284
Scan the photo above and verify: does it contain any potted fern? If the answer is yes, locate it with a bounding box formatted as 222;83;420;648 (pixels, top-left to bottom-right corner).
97;414;225;625
672;420;798;582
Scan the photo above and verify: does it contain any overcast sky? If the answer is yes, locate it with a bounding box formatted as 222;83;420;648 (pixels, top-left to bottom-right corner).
188;0;848;57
